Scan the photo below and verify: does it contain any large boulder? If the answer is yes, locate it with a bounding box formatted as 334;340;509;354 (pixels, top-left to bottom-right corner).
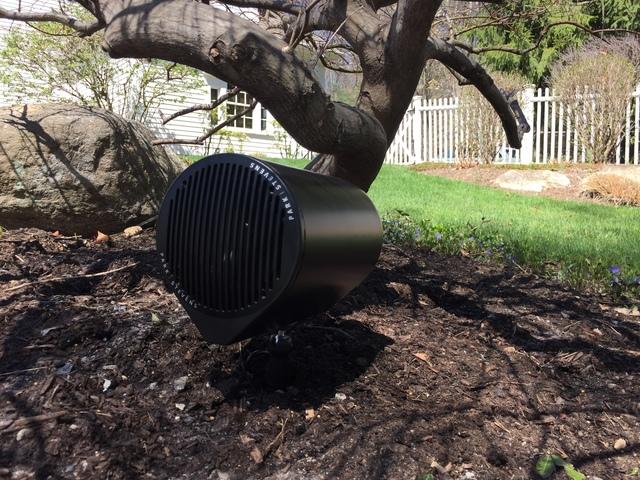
0;103;184;235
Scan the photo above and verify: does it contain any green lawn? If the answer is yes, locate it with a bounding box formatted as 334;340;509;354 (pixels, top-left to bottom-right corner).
182;155;640;293
273;158;639;292
369;165;640;288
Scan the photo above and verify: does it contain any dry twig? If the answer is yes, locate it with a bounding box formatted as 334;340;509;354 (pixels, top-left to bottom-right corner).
3;262;138;294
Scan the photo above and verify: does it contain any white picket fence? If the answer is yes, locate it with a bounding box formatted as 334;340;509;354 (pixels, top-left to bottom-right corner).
385;85;640;165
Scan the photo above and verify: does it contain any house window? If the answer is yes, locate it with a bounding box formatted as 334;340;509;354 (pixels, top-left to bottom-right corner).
261;107;268;131
226;84;254;129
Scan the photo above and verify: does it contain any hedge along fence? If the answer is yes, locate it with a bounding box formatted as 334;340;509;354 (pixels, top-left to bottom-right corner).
386;84;640;166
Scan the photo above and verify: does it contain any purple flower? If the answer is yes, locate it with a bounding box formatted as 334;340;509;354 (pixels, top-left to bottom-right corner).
609;265;621;275
435;232;442;242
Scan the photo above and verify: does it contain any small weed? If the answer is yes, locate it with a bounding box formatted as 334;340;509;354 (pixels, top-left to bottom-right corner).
535;455;585;480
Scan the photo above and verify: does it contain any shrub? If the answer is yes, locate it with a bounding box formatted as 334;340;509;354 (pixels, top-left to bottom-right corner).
550;45;636;163
458;72;527;165
581;172;640;206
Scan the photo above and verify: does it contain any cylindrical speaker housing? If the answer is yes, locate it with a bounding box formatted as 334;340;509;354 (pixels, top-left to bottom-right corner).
156;154;382;344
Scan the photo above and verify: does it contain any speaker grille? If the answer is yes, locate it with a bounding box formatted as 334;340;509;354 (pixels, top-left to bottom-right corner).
163;162;287;313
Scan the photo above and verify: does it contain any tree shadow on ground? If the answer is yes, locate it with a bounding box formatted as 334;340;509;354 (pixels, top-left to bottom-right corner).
1;235;639;479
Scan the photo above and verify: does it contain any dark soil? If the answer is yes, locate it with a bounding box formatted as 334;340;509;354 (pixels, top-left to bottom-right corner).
1;229;639;480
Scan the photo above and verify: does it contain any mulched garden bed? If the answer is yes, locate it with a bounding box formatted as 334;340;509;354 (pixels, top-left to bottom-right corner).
1;228;639;479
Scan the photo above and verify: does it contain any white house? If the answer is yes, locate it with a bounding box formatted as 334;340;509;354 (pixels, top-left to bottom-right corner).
0;0;312;160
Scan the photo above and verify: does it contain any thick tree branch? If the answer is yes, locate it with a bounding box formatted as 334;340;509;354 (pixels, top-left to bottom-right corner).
425;36;527;148
300;0;382;59
215;0;301;15
388;0;443;62
0;6;103;36
98;0;386;189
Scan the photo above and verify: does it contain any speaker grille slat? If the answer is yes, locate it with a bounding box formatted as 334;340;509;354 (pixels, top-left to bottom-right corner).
205;164;224;309
163;160;288;314
215;164;232;311
197;166;212;306
243;171;258;309
187;170;203;295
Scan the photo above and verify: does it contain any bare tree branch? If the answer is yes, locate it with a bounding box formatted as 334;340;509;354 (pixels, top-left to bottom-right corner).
160;86;241;124
154;99;258;145
425;36;527;148
450;20;639;56
0;6;103;36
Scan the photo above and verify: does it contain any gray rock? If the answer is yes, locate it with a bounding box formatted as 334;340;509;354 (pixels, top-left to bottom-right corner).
16;428;32;442
173;376;189;392
0;103;183;235
494;169;571;193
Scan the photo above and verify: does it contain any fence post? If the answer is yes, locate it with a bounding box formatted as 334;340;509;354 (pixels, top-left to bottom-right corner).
412;95;423;164
519;86;535;164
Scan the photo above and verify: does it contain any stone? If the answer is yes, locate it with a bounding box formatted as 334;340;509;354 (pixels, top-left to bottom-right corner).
614;438;627;450
0;103;183;235
16;428;32;441
494;169;571;193
173;376;189;392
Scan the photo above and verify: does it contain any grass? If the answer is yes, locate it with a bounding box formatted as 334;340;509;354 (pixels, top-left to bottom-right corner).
180;155;640;297
369;165;640;292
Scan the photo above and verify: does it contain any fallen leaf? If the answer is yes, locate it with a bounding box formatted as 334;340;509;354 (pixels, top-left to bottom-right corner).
615;307;640;317
175;403;186;411
95;231;110;244
123;225;143;237
51;230;60;237
413;352;430;362
305;408;316;420
412;352;438;372
250;446;263;464
430;461;452;474
239;434;253;445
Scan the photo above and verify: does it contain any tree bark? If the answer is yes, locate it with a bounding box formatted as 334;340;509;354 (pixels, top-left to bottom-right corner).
98;0;387;190
1;0;525;191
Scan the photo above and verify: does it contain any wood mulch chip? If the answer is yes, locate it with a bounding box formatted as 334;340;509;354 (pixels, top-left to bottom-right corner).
1;229;639;479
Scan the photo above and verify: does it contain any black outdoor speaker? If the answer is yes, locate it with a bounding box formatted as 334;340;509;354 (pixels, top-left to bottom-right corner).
156;153;382;344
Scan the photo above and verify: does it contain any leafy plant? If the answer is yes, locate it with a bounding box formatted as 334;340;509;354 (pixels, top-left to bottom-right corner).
272;121;312;160
459;0;591;84
415;475;435;480
535;455;586;480
0;9;202;122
